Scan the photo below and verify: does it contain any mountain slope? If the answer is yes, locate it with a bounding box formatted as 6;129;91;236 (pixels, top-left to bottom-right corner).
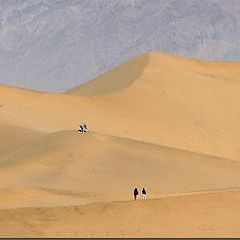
1;0;240;91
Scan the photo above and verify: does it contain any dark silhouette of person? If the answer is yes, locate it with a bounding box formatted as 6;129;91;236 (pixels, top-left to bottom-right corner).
78;125;84;133
142;188;147;199
134;188;139;200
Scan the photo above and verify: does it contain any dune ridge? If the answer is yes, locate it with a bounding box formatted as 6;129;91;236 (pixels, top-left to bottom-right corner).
1;52;240;160
1;131;240;210
1;191;240;237
67;52;240;96
0;51;240;237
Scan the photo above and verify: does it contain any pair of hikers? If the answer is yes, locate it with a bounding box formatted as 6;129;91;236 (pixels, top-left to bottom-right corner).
134;187;147;200
78;123;88;134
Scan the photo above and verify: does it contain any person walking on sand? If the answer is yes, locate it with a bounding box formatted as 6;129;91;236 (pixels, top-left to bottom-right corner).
142;187;147;199
134;188;139;201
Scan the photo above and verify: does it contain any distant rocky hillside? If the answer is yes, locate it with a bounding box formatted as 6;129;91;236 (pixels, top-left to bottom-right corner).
0;0;239;91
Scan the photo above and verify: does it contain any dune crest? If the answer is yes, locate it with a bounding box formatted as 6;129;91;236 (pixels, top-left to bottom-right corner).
66;52;150;95
1;191;240;237
1;130;240;210
1;51;240;237
67;51;240;96
1;51;240;160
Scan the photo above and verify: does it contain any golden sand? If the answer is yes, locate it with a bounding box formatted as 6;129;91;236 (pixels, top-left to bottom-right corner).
0;52;240;237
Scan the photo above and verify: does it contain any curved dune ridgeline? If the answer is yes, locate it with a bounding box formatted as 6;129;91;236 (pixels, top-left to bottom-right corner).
1;52;240;160
0;52;240;237
1;191;240;237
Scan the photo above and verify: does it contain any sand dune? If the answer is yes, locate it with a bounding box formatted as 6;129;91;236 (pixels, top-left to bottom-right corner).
67;52;240;96
0;51;240;237
1;131;240;210
1;52;240;160
1;191;240;237
0;122;43;154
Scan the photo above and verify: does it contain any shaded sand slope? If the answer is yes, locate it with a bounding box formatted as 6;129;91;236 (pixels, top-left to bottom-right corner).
67;53;150;95
0;52;240;160
67;52;240;96
0;52;240;237
67;52;240;160
0;121;43;155
1;191;240;237
1;131;240;209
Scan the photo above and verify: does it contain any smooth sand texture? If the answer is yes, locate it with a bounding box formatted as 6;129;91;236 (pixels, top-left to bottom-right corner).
1;191;240;237
0;52;240;237
1;52;240;160
2;131;240;209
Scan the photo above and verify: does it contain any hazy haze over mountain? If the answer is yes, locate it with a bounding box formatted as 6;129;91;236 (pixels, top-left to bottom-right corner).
0;0;240;91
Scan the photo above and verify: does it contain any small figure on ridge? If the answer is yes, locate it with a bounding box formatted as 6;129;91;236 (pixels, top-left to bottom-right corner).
142;187;147;199
78;122;88;134
134;188;139;201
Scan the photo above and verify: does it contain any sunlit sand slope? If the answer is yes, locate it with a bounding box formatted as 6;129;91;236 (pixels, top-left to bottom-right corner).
1;191;240;237
1;131;240;209
67;52;240;95
1;52;240;160
0;52;240;237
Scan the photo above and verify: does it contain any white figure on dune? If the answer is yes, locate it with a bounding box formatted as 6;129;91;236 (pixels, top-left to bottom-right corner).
78;122;88;134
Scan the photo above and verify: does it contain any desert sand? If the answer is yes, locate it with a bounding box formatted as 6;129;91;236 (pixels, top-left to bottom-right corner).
0;52;240;237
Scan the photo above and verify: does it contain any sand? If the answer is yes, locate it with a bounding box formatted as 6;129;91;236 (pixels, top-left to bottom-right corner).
0;51;240;237
1;191;240;237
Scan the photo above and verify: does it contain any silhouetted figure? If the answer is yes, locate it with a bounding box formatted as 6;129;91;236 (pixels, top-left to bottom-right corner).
78;125;84;133
134;188;139;200
142;188;147;199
